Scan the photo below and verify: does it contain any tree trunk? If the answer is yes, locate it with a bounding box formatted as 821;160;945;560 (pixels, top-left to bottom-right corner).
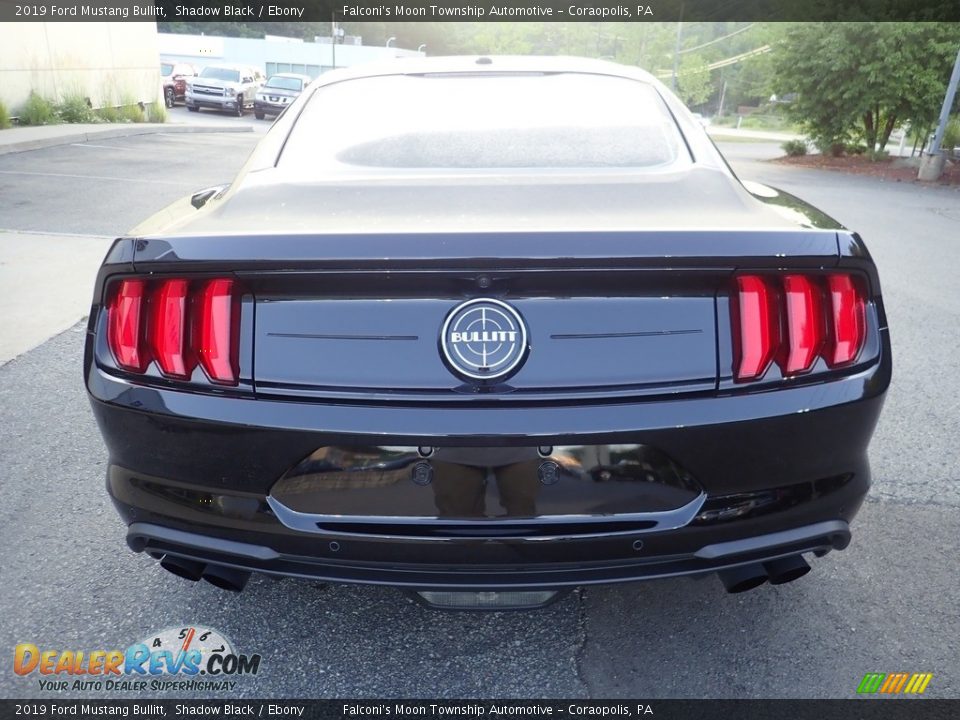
878;114;898;153
863;111;877;150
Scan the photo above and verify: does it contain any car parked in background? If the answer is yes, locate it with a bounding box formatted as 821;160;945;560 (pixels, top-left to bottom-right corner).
255;73;313;120
160;61;196;108
185;64;264;116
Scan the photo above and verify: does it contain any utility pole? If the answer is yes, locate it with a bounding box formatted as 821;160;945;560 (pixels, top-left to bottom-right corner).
919;44;960;181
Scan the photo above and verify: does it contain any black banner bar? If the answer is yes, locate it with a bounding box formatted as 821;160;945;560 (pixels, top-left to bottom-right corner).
3;0;960;23
2;700;960;720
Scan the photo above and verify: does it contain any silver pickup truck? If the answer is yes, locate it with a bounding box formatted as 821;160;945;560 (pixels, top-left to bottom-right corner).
185;64;264;116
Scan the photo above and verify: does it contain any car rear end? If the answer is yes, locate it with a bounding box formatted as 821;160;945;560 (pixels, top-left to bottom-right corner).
85;59;890;609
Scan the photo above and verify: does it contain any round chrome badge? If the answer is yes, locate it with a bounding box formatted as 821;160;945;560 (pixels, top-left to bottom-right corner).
440;298;528;381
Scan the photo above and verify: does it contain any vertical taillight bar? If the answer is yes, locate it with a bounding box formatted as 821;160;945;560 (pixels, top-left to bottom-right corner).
149;279;191;378
733;275;780;382
826;274;866;367
196;278;239;385
107;279;148;372
782;274;824;374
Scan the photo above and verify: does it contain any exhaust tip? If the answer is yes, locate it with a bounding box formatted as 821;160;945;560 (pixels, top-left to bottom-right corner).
764;555;811;585
201;565;251;593
717;564;768;594
159;555;204;582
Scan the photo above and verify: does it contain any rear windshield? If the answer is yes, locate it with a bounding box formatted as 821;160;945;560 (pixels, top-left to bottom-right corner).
280;73;687;173
160;63;174;76
199;67;240;83
266;76;304;91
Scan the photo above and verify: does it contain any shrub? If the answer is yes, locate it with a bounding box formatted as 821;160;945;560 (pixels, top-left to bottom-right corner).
56;93;98;124
781;139;807;157
0;100;11;129
866;149;889;162
96;105;120;123
844;143;867;156
19;92;58;126
146;102;167;124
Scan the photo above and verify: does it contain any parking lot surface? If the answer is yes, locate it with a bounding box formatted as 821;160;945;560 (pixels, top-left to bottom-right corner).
0;134;957;699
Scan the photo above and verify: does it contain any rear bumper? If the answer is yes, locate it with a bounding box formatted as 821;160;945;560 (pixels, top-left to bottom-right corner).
88;340;888;589
126;518;853;590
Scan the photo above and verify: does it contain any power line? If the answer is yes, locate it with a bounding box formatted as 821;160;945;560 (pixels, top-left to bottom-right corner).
679;23;756;55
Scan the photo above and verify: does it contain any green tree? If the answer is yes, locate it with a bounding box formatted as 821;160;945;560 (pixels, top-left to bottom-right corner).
771;23;960;154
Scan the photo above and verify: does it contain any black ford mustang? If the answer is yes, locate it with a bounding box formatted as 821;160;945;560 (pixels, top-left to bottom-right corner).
85;57;891;610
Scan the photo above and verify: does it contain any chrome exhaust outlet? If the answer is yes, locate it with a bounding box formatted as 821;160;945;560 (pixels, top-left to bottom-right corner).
159;555;204;582
717;564;768;594
764;555;811;585
201;564;251;593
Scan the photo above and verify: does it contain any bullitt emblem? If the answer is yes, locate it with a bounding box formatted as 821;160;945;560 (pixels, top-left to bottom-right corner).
440;298;528;381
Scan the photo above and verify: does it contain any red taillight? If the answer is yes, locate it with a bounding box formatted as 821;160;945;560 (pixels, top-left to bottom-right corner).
107;279;148;372
196;278;239;385
732;272;866;382
105;276;239;385
733;275;780;381
782;274;824;374
149;279;191;378
826;274;866;367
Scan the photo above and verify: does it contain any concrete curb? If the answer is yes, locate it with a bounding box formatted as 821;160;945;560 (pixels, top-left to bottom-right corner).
0;123;253;156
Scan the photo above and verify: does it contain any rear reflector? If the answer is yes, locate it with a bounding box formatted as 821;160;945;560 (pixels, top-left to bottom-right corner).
733;272;866;382
107;279;148;372
733;275;779;381
105;276;239;385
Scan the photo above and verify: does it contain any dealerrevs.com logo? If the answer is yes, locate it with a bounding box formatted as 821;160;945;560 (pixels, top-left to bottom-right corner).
14;626;261;693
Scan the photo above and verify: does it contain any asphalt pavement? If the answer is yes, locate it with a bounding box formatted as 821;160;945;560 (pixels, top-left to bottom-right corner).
0;133;958;700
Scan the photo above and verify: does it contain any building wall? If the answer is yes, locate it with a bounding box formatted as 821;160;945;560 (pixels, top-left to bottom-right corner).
157;33;423;80
0;22;162;113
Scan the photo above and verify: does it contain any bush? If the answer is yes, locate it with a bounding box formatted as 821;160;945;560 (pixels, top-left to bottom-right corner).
96;105;120;123
146;102;167;124
844;143;867;156
781;139;807;157
0;100;11;129
56;93;98;124
19;92;57;126
866;149;889;162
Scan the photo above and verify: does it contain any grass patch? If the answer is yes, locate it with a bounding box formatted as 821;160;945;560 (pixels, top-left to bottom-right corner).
146;102;167;124
19;92;58;126
0;100;11;129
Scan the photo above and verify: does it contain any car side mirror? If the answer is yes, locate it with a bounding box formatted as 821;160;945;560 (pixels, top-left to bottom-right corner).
190;185;228;210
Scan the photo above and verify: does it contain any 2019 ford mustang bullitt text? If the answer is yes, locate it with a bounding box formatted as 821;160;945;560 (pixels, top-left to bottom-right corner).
85;57;891;610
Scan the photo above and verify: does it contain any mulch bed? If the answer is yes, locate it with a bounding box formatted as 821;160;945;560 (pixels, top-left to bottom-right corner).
772;154;960;186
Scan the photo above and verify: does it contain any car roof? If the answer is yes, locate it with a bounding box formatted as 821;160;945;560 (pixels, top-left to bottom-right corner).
268;73;312;80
